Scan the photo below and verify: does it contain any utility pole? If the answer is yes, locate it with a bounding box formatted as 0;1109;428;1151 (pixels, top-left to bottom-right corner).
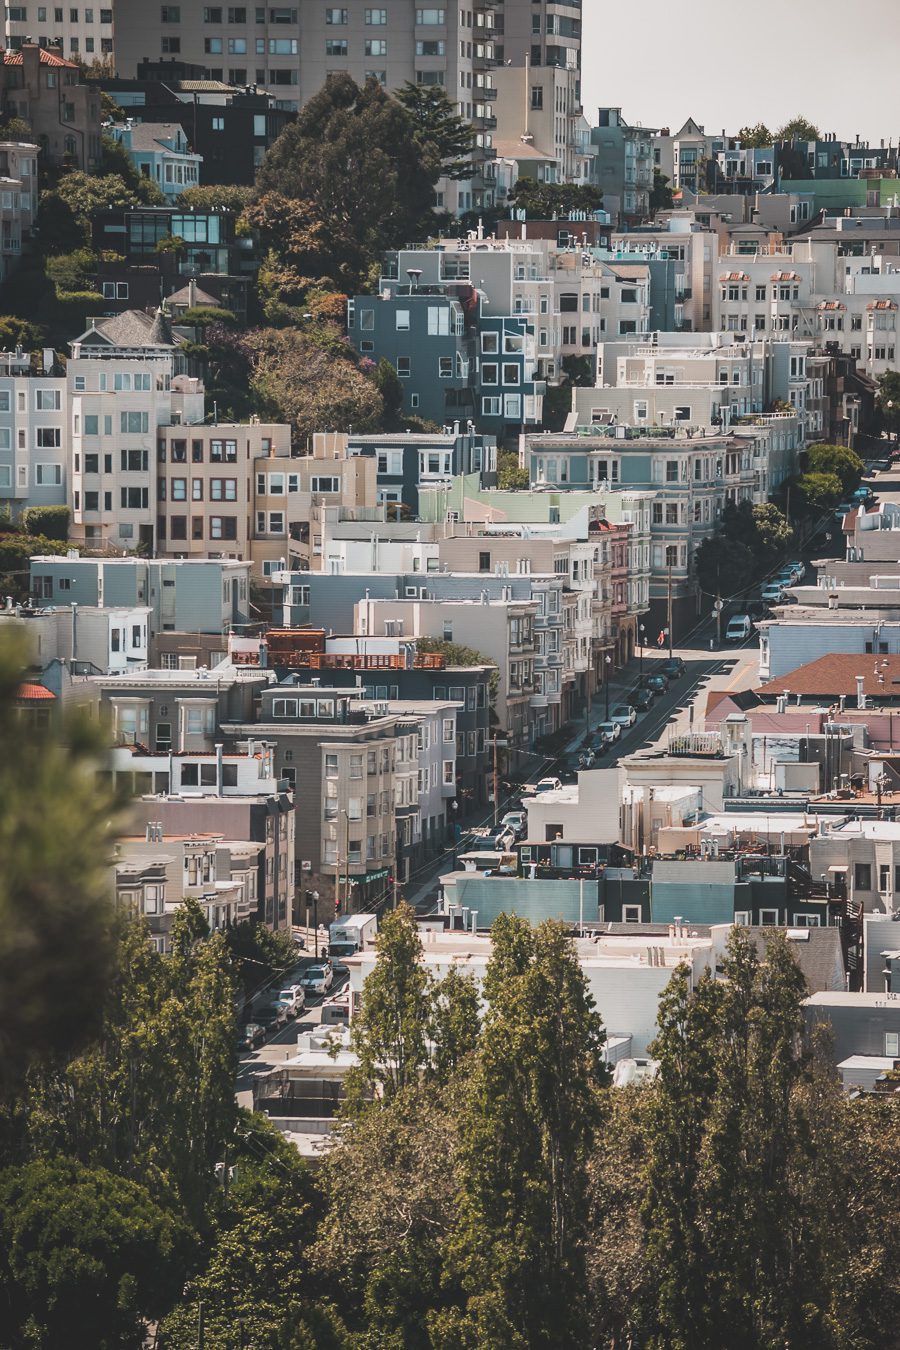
585;664;592;739
667;557;674;659
492;733;499;827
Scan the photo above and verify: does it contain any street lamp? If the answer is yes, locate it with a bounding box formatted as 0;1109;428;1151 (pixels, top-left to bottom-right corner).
638;623;646;682
605;654;612;720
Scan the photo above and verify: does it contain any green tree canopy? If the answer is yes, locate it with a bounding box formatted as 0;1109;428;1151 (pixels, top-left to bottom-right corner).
649;169;674;212
497;448;529;490
805;442;864;494
775;115;821;141
256;74;437;292
178;183;255;213
877;369;900;439
0;1157;192;1349
737;122;773;147
795;469;844;511
507;178;604;220
395;81;475;181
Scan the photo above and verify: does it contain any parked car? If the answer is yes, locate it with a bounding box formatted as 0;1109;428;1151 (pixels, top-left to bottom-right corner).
630;688;654;712
761;582;786;604
255;1001;288;1031
660;657;685;680
300;961;334;995
833;502;854;520
238;1021;266;1051
610;702;637;728
534;776;562;793
785;561;805;581
642;673;669;694
596;720;621;744
471;827;516;853
725;614;753;642
500;810;527;837
276;985;306;1018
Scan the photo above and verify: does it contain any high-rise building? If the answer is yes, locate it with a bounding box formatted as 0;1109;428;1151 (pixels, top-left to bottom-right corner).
113;0;582;211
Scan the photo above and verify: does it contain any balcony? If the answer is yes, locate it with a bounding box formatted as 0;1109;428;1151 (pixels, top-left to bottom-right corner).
474;83;497;100
529;692;549;709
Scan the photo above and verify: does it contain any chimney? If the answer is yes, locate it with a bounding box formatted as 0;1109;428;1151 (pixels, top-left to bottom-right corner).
856;675;866;709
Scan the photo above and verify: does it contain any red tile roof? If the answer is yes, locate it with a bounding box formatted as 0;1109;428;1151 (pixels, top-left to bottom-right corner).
2;46;79;67
771;271;800;282
867;299;897;311
719;271;750;282
16;682;55;700
817;300;846;310
756;653;900;700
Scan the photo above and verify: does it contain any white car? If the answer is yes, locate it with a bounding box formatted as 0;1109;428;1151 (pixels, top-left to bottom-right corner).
300;962;334;995
610;703;637;728
535;776;562;793
276;985;306;1018
596;720;621;744
761;583;786;604
500;811;527;836
725;614;752;642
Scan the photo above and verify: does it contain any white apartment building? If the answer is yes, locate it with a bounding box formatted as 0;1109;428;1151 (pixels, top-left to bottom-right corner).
0;349;67;516
611;215;717;332
3;3;113;60
68;309;204;551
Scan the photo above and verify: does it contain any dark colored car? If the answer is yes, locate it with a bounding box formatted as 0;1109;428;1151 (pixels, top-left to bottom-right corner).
238;1021;266;1051
631;688;654;712
255;1001;288;1031
642;673;669;694
659;657;685;680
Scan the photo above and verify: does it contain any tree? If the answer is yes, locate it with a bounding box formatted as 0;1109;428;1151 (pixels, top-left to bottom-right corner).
39;173;151;252
750;501;792;562
694;532;755;602
649;168;674;213
224;919;298;1006
497;449;529;490
256;75;437;293
0;1157;192;1349
44;247;98;293
373;357;404;428
775;115;821;141
241;325;383;448
178;183;255;213
506;178;604;220
0;115;33;142
0;633;119;1089
0;315;45;350
158;1113;321;1349
736;122;773;147
345;902;433;1109
877;369;900;442
20;505;69;541
795;469;844;512
395;81;475;181
428;965;481;1086
805;442;864;494
100;133;167;204
437;917;609;1349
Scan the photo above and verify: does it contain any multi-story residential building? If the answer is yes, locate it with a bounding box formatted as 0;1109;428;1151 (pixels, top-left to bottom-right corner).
105;120;202;199
590;107;656;225
307;428;495;517
231;626;493;813
1;600;150;674
524;427;774;636
29;548;253;653
0;45;101;169
91;203;255;278
102;61;292;184
610;215;717;332
68;309;204;551
355;592;540;760
156;420;292;567
116;830;249;949
229;684;426;908
347;273;544;437
0;349;66;518
126;768;294;930
493;61;585;189
114;0;582;213
2;9;113;64
0;137;38;262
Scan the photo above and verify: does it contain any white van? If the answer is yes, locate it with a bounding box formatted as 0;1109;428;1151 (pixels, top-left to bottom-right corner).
725;614;752;642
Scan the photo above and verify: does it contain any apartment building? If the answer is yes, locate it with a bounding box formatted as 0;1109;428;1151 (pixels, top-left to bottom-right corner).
231;625;494;813
156;420;293;567
0;600;150;674
229;685;422;908
0;139;38;272
2;7;113;64
326;428;497;515
127;776;295;929
589;107;656;225
0;45;101;169
68;309;204;551
0;349;66;517
29;555;251;661
355;592;540;759
492;61;584;189
89;663;271;749
105;120;202;199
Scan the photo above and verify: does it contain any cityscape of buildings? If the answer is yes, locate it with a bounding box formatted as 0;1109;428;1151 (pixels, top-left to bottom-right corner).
3;3;900;1337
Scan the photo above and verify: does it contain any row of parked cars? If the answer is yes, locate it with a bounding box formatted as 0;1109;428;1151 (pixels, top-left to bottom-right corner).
239;959;338;1051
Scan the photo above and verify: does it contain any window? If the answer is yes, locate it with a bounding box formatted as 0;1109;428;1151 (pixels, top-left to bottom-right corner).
397;357;410;377
203;3;221;15
35;463;62;485
416;5;444;19
350;754;363;778
443;760;454;785
854;863;872;891
35;389;60;410
365;6;386;19
530;85;543;110
120;412;149;434
210;478;236;500
886;1033;900;1058
204;36;223;51
268;36;296;50
395;309;410;331
365;37;386;53
325;5;347;18
310;475;340;493
171;477;187;500
759;909;780;926
416;38;444;54
325;37;347;53
35;427;60;448
227;36;246;51
210;516;237;539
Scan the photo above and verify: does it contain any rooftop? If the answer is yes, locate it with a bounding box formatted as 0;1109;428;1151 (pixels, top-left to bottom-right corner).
756;653;900;699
